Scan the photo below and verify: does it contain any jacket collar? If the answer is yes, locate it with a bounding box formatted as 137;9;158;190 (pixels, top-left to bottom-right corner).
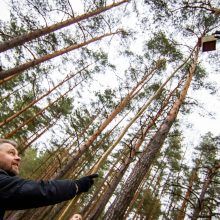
0;168;10;175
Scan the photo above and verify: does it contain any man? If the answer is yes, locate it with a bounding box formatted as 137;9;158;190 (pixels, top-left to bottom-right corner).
0;139;98;220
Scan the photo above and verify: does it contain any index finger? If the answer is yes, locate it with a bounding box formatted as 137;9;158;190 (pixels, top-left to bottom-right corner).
89;173;99;178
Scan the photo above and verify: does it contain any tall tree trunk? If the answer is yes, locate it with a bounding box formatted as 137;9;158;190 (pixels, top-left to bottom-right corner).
175;160;200;220
53;65;159;179
84;88;175;219
0;32;119;80
103;46;199;220
0;64;91;127
0;79;35;102
191;162;220;220
90;60;186;176
130;168;160;220
3;74;84;139
20;113;61;154
0;0;128;52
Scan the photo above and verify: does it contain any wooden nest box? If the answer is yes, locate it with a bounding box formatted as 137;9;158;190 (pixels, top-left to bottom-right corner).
199;31;220;52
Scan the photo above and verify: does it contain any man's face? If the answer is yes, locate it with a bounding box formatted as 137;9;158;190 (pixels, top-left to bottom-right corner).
0;143;21;176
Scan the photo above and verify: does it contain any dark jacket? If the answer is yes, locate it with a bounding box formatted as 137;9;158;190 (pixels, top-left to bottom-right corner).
0;169;78;220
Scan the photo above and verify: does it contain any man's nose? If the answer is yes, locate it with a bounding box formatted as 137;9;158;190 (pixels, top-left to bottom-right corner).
15;155;21;162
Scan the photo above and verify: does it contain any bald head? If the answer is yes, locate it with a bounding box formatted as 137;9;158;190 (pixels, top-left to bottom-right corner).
0;139;18;149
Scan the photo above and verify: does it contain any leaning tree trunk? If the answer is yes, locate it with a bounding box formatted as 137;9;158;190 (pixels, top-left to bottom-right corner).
0;64;91;127
211;7;220;16
53;64;160;179
0;32;119;80
175;160;200;220
0;0;128;52
21;113;62;153
191;162;220;220
103;46;199;220
4;83;77;139
18;110;126;220
129;167;160;220
84;85;177;219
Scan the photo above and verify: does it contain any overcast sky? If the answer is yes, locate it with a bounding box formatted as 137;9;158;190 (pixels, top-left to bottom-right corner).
1;0;219;156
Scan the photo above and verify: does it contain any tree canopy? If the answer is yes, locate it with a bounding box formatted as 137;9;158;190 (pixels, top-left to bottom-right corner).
0;0;220;219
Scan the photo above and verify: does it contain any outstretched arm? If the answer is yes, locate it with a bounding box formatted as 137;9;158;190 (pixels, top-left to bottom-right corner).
0;170;98;210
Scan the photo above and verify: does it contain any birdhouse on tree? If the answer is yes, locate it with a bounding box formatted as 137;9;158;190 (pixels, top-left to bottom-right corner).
199;31;220;52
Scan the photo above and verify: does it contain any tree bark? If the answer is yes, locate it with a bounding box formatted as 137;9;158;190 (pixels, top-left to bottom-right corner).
0;0;128;52
175;161;200;220
0;64;90;127
84;87;176;219
53;66;159;179
0;32;119;80
4;84;76;139
191;162;220;220
103;46;199;220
